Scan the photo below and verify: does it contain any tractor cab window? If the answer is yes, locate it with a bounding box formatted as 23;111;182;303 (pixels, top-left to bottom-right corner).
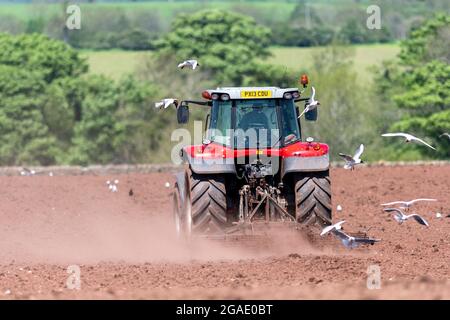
208;100;232;146
235;99;279;149
208;98;301;149
280;99;301;145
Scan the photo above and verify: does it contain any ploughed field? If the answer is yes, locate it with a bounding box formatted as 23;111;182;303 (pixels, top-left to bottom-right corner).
0;165;449;299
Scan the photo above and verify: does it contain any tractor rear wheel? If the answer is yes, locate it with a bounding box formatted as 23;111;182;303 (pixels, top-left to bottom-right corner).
295;170;332;227
189;171;228;234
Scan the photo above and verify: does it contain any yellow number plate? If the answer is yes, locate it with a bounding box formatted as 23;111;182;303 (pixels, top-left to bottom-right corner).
240;90;272;99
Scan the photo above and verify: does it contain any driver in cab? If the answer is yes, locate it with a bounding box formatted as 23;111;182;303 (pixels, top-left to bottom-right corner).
239;105;269;131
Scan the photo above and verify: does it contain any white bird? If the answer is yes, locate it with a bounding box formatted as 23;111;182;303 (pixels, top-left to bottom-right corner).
436;212;442;218
20;168;35;176
164;182;170;188
383;208;429;227
381;198;437;209
381;132;436;150
298;86;320;118
336;205;343;212
177;59;199;70
320;220;346;236
155;98;179;109
106;180;119;192
332;229;380;249
439;133;450;140
339;144;364;170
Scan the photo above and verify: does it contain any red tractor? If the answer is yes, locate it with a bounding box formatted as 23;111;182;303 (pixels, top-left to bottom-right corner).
170;79;331;239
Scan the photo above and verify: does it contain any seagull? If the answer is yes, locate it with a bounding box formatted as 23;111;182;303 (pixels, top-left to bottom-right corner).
339;144;364;170
155;98;178;109
381;133;436;150
332;229;380;249
439;133;450;140
106;180;119;193
20;168;36;176
336;205;343;212
298;86;320;118
383;208;429;227
177;59;199;70
320;220;346;236
381;198;437;209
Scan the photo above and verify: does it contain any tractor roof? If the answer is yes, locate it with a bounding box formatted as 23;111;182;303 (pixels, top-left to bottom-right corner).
205;87;299;100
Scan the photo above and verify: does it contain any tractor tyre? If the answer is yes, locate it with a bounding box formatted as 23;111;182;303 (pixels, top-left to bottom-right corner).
188;171;228;234
295;170;332;227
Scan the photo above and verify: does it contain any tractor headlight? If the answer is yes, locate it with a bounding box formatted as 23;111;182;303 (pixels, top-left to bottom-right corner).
283;92;293;99
292;91;300;99
211;93;219;100
220;94;230;101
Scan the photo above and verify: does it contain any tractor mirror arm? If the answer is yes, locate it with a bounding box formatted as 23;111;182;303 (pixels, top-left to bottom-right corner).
294;98;309;103
181;100;212;107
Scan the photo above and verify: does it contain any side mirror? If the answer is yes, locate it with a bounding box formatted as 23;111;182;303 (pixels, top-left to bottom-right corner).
177;104;189;124
305;108;318;121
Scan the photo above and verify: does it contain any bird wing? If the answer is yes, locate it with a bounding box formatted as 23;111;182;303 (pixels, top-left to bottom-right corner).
320;225;335;236
410;136;436;150
339;153;353;162
163;99;173;109
383;207;405;215
353;144;364;161
177;61;186;68
381;133;407;138
381;201;407;206
320;220;345;236
310;86;316;102
409;198;437;205
332;229;350;241
439;133;450;138
354;237;380;245
155;101;164;109
409;214;429;227
298;106;309;119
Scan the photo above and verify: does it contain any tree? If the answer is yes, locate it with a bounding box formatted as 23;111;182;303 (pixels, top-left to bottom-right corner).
0;33;88;83
0;65;60;165
154;9;272;85
377;13;450;158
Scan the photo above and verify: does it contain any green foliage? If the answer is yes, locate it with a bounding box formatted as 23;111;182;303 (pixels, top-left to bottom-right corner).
0;65;60;165
67;75;160;165
0;33;162;165
0;33;88;83
376;13;450;159
399;13;450;66
155;9;271;85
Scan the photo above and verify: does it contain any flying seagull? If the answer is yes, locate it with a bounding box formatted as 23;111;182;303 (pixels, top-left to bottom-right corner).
383;208;429;227
381;133;436;150
439;133;450;140
332;229;380;249
339;144;364;170
320;220;346;236
177;59;199;70
298;86;320;118
381;198;437;210
155;98;178;109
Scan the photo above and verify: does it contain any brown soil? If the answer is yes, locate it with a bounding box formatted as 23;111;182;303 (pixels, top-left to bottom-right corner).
0;165;449;299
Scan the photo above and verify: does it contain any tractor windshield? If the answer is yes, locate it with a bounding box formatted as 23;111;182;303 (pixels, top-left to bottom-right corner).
208;99;300;149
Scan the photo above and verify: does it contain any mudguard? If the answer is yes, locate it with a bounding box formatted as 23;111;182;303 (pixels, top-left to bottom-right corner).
183;152;236;175
282;154;329;177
